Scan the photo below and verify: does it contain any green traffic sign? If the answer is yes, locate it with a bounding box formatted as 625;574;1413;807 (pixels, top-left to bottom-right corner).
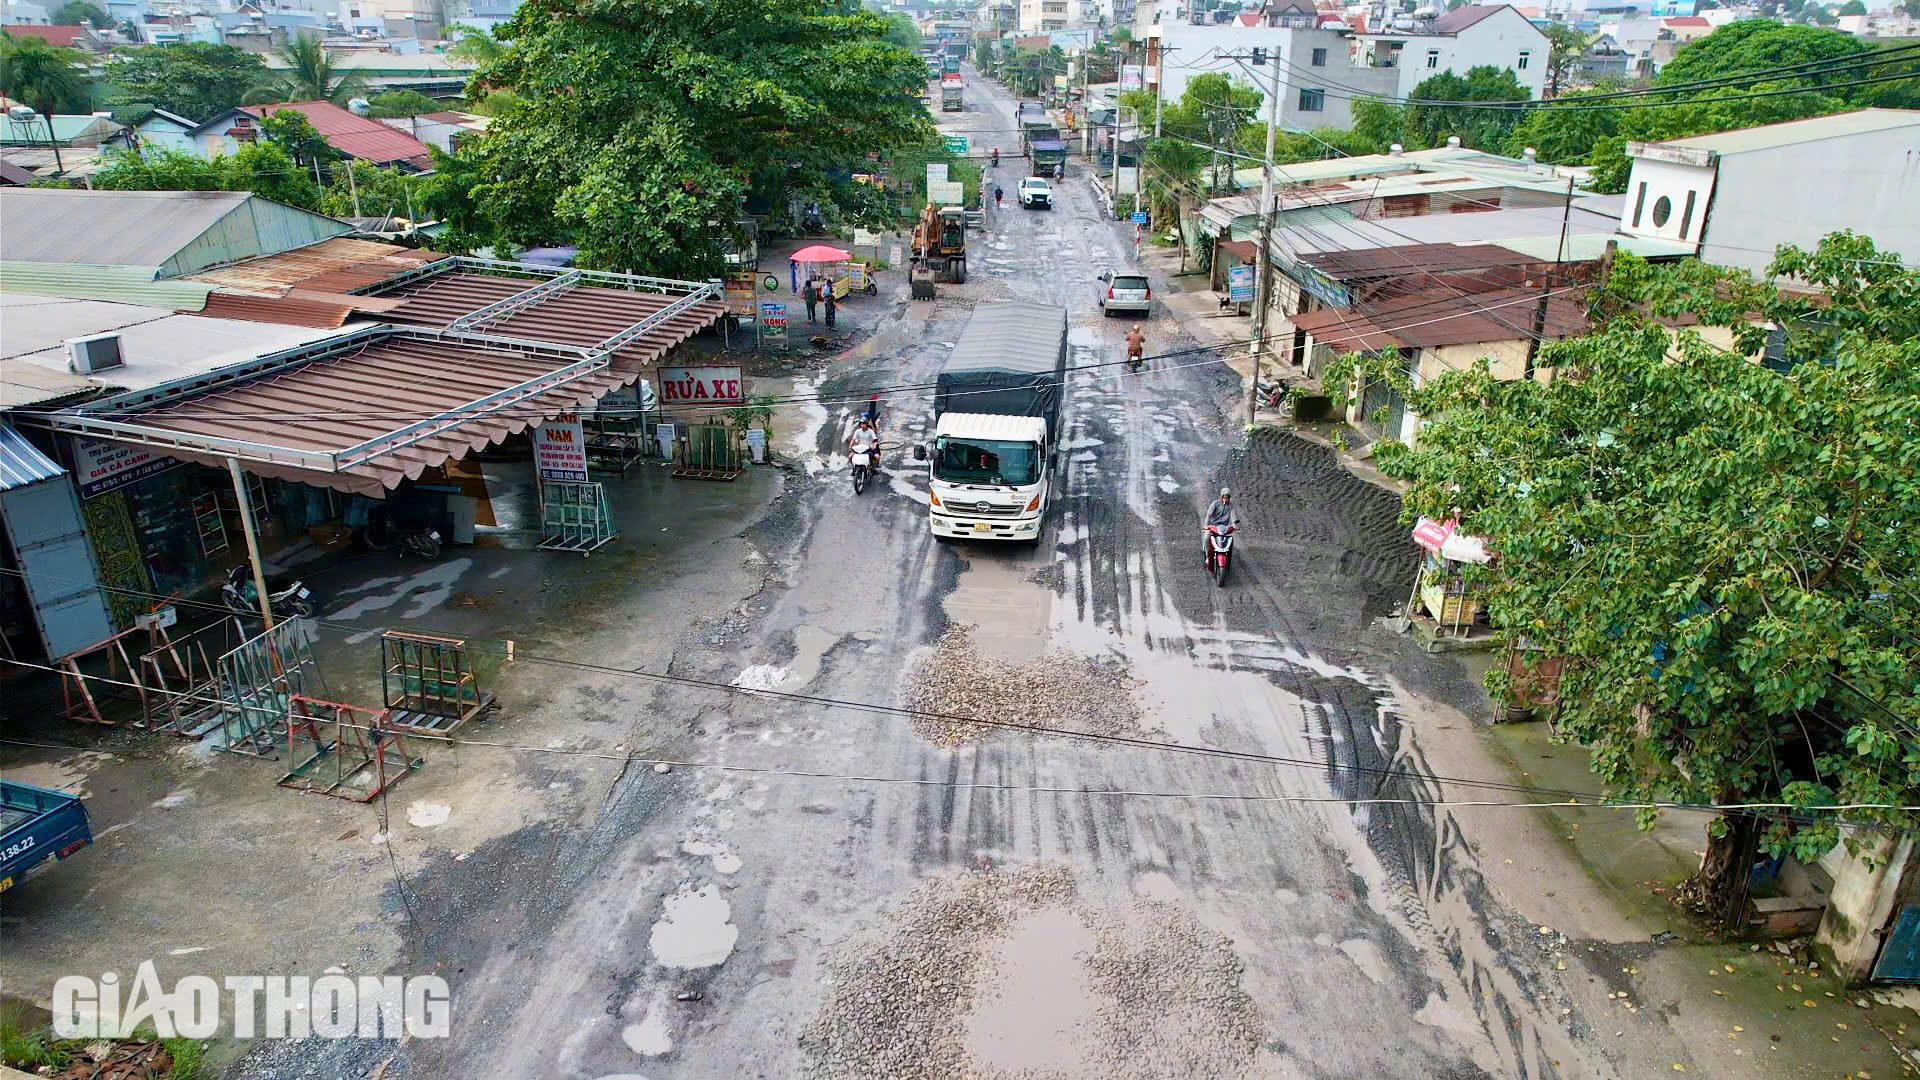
943;136;968;155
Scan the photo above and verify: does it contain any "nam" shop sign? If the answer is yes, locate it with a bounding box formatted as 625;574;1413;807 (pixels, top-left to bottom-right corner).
658;366;745;408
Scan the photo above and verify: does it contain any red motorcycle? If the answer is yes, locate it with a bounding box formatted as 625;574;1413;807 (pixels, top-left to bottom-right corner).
1205;524;1235;587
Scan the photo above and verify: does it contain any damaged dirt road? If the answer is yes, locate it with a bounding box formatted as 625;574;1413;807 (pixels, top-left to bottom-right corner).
3;70;1780;1080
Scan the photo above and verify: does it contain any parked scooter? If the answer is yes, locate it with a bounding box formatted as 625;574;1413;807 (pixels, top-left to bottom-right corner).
363;504;443;559
221;564;316;619
1205;523;1235;587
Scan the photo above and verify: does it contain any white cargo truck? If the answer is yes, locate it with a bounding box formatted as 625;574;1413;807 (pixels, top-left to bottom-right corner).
913;302;1069;543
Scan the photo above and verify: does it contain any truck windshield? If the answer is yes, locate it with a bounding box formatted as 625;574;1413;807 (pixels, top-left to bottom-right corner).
934;437;1040;487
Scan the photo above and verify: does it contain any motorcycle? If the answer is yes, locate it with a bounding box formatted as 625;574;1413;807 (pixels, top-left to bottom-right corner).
850;448;880;494
363;504;443;559
221;564;316;619
1205;523;1235;587
990;149;1000;168
1127;350;1145;374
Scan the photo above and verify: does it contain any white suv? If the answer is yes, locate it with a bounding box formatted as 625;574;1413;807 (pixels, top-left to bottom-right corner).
1018;177;1053;210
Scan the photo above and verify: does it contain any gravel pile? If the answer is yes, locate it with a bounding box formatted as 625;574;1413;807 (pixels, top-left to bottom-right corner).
1078;896;1264;1079
905;626;1147;747
799;863;1078;1080
798;863;1266;1080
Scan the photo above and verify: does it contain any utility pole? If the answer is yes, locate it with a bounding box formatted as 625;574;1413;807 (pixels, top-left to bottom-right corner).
346;161;361;218
1245;47;1283;426
1524;175;1576;378
1153;41;1164;137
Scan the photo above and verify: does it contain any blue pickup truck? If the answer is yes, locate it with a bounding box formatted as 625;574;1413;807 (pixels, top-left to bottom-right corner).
1;780;92;895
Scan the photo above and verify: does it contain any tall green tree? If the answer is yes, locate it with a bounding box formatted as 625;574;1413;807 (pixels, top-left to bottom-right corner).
1541;22;1592;97
1332;236;1920;911
442;23;506;65
1405;65;1530;150
53;1;110;29
259;108;333;169
455;0;932;277
104;43;269;123
252;35;368;105
0;34;90;174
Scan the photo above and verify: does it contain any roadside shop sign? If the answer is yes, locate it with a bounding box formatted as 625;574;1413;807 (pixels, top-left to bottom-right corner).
928;180;964;205
850;264;868;291
1228;263;1256;302
1120;64;1143;91
1130;210;1149;225
724;273;758;316
660;365;748;406
926;162;948;185
760;304;788;342
533;413;589;482
72;435;181;498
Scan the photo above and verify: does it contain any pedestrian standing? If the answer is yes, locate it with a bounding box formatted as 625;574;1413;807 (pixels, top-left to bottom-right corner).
824;281;838;329
804;279;818;324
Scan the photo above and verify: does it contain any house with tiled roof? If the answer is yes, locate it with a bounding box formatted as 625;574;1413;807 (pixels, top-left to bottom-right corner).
0;23;102;50
192;101;437;171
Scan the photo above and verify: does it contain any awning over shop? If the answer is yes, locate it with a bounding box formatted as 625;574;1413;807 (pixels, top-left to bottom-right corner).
366;258;728;373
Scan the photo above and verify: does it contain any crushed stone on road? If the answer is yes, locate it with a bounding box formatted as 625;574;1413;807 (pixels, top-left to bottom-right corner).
906;625;1148;747
798;861;1264;1080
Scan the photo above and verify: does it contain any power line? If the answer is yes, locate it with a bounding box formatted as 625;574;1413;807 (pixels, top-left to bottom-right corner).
1287;68;1920;112
5;634;1915;829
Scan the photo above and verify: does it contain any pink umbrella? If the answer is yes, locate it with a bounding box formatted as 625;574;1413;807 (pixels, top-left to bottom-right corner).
790;244;851;262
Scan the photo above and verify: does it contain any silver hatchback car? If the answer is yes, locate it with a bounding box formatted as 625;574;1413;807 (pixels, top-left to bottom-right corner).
1097;270;1152;316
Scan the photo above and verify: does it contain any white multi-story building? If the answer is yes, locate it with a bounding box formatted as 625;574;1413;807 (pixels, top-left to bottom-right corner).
1020;0;1091;31
1352;5;1549;100
1137;3;1548;132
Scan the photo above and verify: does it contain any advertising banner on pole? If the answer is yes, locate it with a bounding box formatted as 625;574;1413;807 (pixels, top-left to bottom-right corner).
926;162;948;186
1120;64;1143;91
659;366;748;405
533;413;589;482
928;180;964;205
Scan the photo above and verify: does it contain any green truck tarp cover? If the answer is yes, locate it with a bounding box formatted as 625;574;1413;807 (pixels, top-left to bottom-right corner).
935;301;1069;438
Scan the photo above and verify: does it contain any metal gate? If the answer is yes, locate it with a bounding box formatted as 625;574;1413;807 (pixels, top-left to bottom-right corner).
0;431;114;660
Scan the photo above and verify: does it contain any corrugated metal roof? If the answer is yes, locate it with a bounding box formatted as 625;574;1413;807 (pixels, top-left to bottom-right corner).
1302;243;1543;279
943;302;1068;376
185;237;439;294
0;421;65;491
237;102;435;168
376;271;725;373
61;329;645;496
0;359;98;409
198;291;359;328
1660;109;1920;154
1;189;247;269
0;189;351;276
1291;287;1589;351
0;261;215;309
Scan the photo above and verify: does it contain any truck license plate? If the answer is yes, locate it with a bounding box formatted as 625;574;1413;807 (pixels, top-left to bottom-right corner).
973;523;991;531
0;877;12;893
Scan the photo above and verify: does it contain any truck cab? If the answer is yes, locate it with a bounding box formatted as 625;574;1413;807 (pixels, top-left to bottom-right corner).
925;413;1053;542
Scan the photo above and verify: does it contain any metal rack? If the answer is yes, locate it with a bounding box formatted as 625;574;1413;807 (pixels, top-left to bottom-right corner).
538;480;618;554
380;630;494;735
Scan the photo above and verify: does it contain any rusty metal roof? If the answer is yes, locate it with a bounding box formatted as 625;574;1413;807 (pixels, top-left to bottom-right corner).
186;237;444;296
184;237;450;328
1291;287;1590;352
372;262;726;373
1300;243;1552;282
44;326;638;497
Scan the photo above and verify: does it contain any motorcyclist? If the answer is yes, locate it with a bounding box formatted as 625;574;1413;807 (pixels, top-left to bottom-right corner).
847;418;879;469
994;185;1004;208
1206;488;1238;528
991;147;1000;167
1125;325;1146;369
862;394;880;428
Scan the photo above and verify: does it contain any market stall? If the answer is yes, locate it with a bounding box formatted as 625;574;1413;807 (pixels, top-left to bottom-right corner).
790;244;853;300
1404;516;1494;648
